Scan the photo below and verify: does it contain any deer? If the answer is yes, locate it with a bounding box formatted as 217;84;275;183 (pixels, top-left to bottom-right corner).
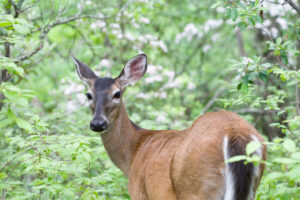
73;54;266;200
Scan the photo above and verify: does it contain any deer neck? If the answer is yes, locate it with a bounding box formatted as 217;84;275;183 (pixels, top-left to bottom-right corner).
100;101;142;177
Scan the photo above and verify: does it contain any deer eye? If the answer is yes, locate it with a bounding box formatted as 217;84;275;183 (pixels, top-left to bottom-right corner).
85;93;92;100
113;91;121;99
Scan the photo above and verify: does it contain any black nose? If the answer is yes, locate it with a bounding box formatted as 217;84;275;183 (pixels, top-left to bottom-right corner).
90;120;108;132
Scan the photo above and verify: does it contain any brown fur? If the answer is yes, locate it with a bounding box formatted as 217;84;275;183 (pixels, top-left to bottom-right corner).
100;101;266;200
74;55;266;200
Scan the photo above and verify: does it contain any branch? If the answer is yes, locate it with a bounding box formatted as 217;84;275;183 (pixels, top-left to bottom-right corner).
0;147;35;171
17;41;44;61
175;38;207;77
234;108;274;114
17;13;116;62
18;0;41;14
7;154;38;177
49;14;114;28
1;189;6;200
286;0;300;16
235;28;247;57
65;23;96;64
295;85;300;115
201;87;226;114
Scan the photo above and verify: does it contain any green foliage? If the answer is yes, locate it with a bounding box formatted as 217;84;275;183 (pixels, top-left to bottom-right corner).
0;0;300;199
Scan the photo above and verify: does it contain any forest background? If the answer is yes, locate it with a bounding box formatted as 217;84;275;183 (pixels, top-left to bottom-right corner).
0;0;300;199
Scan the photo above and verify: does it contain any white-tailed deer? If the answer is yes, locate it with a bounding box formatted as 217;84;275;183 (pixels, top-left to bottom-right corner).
73;54;266;200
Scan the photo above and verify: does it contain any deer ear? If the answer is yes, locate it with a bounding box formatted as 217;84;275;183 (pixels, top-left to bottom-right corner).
73;56;97;84
116;54;147;89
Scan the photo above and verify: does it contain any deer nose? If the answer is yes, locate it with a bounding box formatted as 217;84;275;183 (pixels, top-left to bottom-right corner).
90;120;108;132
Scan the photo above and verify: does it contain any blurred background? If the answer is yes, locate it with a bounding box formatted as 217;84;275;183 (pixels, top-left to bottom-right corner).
0;0;299;199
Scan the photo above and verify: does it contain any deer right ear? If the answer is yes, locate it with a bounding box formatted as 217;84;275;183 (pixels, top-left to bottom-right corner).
115;54;147;89
73;56;97;84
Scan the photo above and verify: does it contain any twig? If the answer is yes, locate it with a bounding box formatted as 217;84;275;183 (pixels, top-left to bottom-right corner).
8;0;19;18
1;189;6;200
7;154;38;177
0;147;35;171
295;85;300;115
17;41;44;61
18;0;41;14
286;0;300;16
66;23;96;65
201;87;226;114
235;28;247;57
234;108;273;114
17;12;119;62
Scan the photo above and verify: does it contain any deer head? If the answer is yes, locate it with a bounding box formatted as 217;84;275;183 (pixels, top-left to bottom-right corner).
73;54;147;132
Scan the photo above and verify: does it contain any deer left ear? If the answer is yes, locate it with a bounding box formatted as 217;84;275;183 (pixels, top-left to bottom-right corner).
116;54;147;89
73;56;97;84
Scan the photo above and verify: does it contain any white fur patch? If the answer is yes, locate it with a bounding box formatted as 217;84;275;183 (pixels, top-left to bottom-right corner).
251;135;262;177
73;57;90;86
111;88;121;104
247;135;263;200
223;135;235;200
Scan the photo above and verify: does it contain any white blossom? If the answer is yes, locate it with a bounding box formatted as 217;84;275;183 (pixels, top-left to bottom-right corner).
162;79;181;89
203;44;211;52
204;19;223;32
156;115;166;122
136;93;151;99
145;75;163;83
187;82;196;90
85;0;92;5
150;40;168;52
140;17;150;24
99;59;112;68
64;81;85;95
276;17;288;30
216;7;225;13
242;57;254;65
212;33;220;42
163;71;175;80
175;23;202;43
270;27;279;37
154;92;167;99
90;21;106;30
147;65;163;75
110;23;120;29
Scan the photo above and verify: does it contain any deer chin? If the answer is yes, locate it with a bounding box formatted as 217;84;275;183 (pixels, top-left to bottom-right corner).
98;130;108;135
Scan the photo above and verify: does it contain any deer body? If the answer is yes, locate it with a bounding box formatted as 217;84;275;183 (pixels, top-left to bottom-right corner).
73;54;266;200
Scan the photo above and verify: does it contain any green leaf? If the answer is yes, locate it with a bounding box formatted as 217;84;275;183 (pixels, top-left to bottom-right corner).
237;82;243;90
0;21;13;28
226;8;231;18
280;75;286;82
273;158;297;164
254;15;263;23
15;117;32;131
226;155;247;163
246;141;261;156
280;49;288;64
259;71;267;82
231;8;238;21
291;152;300;160
276;37;282;44
241;83;248;92
0;172;7;179
247;17;255;26
13;24;30;35
0;118;13;128
265;172;284;183
288;165;300;179
283;138;296;152
281;55;288;65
